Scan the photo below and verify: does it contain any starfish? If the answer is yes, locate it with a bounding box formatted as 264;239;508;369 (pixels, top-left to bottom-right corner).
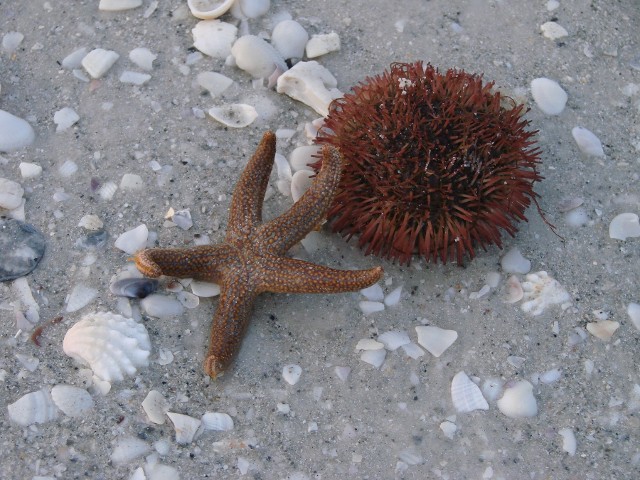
134;131;383;378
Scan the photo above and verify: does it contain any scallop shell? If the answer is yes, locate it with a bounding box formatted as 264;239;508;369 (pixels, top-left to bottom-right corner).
50;385;94;417
450;371;489;413
208;104;258;128
63;311;151;382
8;388;59;426
188;0;235;19
202;412;234;431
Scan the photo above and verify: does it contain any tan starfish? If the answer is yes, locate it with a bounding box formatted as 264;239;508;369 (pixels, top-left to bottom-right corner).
134;131;383;378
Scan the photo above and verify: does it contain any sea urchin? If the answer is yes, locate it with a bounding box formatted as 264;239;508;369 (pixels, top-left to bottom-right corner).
315;61;543;265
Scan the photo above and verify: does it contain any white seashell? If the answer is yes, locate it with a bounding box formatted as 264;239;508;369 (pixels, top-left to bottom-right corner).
609;213;640;240
238;0;270;18
197;71;233;97
0;110;35;153
360;283;384;301
82;48;120;79
7;388;59;426
192;20;238;58
451;372;489;413
355;338;384;351
114;224;149;254
586;320;619;341
558;428;577;456
360;348;386;368
334;366;351;381
110;437;151;464
208;104;258;128
172;209;193;230
58;159;78;177
274;152;292;181
140;294;185;318
99;181;118;200
120;173;143;190
188;0;235;19
142;390;170;424
481;378;504;402
119;71;151;86
51;385;94;417
500;247;530;274
167;412;202;444
99;0;142;11
377;330;410;351
521;271;570;316
564;207;589;227
272;20;309;60
497;380;537;418
485;271;501;289
282;364;302;385
276;61;343;117
469;284;490;300
11;277;40;324
507;355;525;369
129;47;156;71
78;214;103;230
384;286;403;306
2;31;24;54
305;32;341;58
62;47;88;69
358;300;385;315
190;280;220;297
177;290;200;309
540;21;568;40
202;412;234;431
416;326;458;357
231;35;287;80
65;284;98;312
0;177;24;210
557;196;584;213
503;275;524;303
401;342;425;359
19;162;43;179
628;303;640;331
571;127;604;156
290;145;321;172
539;368;561;384
130;467;146;480
440;421;457;439
290;170;313;202
54;107;80;132
63;311;151;382
530;77;567;115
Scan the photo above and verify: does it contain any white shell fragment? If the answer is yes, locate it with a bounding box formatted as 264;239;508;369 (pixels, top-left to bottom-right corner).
7;389;59;426
58;159;78;177
558;428;577;456
500;247;531;274
355;338;384;351
440;421;457;439
360;283;384;302
334;366;351;381
360;349;386;368
401;342;425;359
0;178;24;210
416;326;458;357
503;275;524;303
521;271;570;315
238;0;270;18
276;61;343;117
99;0;142;11
19;162;43;179
54;107;80;132
609;213;640;240
572;127;604;156
208;104;258;128
197;71;233;97
190;280;221;297
120;173;143;190
272;20;309;60
202;412;234;431
167;412;202;444
540;21;568;40
586;320;620;341
451;372;489;413
110;437;151;465
65;284;98;312
120;71;151;85
140;294;185;318
231;35;287;80
0;110;36;152
192;20;238;58
142;390;169;424
63;311;151;382
282;364;302;385
530;77;567;115
378;330;410;351
358;300;385;315
78;214;103;230
290;170;313;202
2;31;24;54
497;380;538;418
129;47;156;71
628;303;640;331
290;145;321;171
62;47;88;69
188;0;235;19
306;32;341;58
51;385;94;417
114;224;149;254
82;49;120;79
384;286;403;306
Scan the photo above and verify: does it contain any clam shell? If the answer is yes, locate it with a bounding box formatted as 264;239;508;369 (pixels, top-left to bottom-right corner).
192;20;238;58
110;277;159;299
167;412;202;445
208;104;258;128
8;388;59;426
188;0;235;19
202;412;234;431
0;218;46;281
450;371;489;413
572;126;604;157
51;385;94;417
63;311;151;382
142;390;170;424
272;20;309;60
231;35;287;80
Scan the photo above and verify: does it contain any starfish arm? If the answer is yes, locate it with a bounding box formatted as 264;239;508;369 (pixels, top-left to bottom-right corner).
225;131;277;244
255;145;342;256
203;274;258;378
134;244;237;282
257;256;383;294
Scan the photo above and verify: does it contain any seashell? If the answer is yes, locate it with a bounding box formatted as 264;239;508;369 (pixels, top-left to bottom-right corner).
497;380;537;418
440;421;457;439
360;348;386;368
290;170;313;202
197;71;234;97
384;286;403;306
377;330;410;351
539;368;561;384
54;107;80;132
140;294;185;318
19;162;43;179
572;126;604;157
10;277;40;324
272;20;309;60
238;0;270;18
521;271;570;315
306;32;341;59
50;385;94;417
188;0;235;19
358;300;385;315
609;212;640;241
110;277;159;299
62;47;88;69
272;153;292;183
65;284;98;312
558;428;577;456
355;338;384;351
110;437;151;465
8;388;59;426
119;71;151;86
142;390;170;424
282;364;302;385
58;159;78;177
129;47;156;71
557;196;584;213
172;209;193;230
0;177;24;210
503;275;524;303
63;311;151;382
290;145;321;172
564;207;589;227
416;326;458;357
277;61;343;117
208;104;258;128
114;224;149;254
530;77;567;115
81;48;120;79
500;247;530;274
99;0;142;11
231;35;287;80
2;31;24;54
99;181;118;200
0;218;46;281
192;20;238;58
586;320;619;341
167;412;202;444
78;214;104;231
540;21;568;40
481;378;504;402
76;229;108;249
628;302;640;331
401;342;425;359
334;366;351;381
202;412;234;431
0;110;35;152
190;280;220;297
451;371;489;413
177;290;200;308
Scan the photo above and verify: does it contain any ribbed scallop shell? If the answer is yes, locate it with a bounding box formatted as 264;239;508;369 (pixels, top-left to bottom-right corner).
63;311;151;382
451;371;489;413
7;388;59;426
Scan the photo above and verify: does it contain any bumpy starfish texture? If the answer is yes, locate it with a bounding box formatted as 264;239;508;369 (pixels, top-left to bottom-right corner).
134;131;383;378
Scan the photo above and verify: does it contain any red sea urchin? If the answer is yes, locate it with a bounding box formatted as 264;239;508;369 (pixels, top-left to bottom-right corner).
314;61;544;265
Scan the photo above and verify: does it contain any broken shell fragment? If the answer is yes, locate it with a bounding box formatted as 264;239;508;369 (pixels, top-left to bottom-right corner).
50;385;94;417
0;218;46;282
497;380;538;418
231;35;287;80
188;0;235;19
81;48;120;79
208;104;258;128
167;412;202;444
416;326;458;357
142;390;170;424
450;371;489;413
202;412;234;431
609;213;640;241
7;388;59;426
192;20;238;58
276;61;343;116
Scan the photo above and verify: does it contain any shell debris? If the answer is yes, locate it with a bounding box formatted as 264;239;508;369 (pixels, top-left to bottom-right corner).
167;412;202;444
416;326;458;357
497;380;538;418
450;371;489;413
521;271;571;316
282;364;302;385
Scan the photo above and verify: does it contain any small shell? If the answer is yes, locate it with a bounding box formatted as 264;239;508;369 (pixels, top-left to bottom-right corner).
114;224;149;254
190;280;220;297
63;311;151;382
500;247;531;274
497;380;537;418
78;214;104;230
51;385;94;417
355;338;384;351
65;284;98;312
0;218;46;281
290;170;313;202
231;35;287;79
272;20;309;60
140;294;185;318
586;320;620;341
54;108;80;132
276;61;343;117
197;71;234;97
360;283;384;301
76;229;108;249
609;213;640;241
557;196;584;213
306;32;341;58
202;412;234;431
377;330;410;351
530;77;567;115
628;303;640;331
360;348;386;368
290;145;321;172
416;326;458;357
237;0;270;18
450;371;489;413
81;48;120;79
503;275;524;303
177;290;200;309
188;0;235;19
572;126;604;157
384;286;403;306
129;47;156;71
558;428;577;456
167;412;202;444
110;437;151;465
208;104;258;128
142;390;170;424
282;364;302;385
110;277;159;299
0;110;35;152
99;0;143;11
8;388;59;426
192;20;238;58
99;181;118;200
0;177;24;210
358;300;385;315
